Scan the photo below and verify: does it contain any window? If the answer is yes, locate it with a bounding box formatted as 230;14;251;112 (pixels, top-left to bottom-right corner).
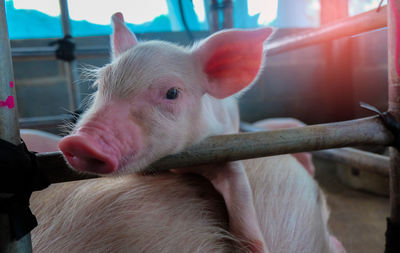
251;0;320;28
349;0;387;16
5;0;63;39
5;0;325;40
5;0;208;39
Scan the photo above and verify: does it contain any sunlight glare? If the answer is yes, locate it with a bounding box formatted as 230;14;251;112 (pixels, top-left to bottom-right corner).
193;0;205;22
13;0;60;16
247;0;278;25
13;0;169;25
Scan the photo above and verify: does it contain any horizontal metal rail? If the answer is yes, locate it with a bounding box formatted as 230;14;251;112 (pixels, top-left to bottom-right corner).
11;46;108;61
36;116;393;184
19;114;74;130
313;148;389;176
265;5;387;56
240;122;390;176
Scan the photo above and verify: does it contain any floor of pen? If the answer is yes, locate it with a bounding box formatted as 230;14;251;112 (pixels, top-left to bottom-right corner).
314;158;389;253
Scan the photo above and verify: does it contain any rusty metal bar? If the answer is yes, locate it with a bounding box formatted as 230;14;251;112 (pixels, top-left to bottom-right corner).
265;5;387;56
0;0;32;252
36;116;393;184
388;0;400;223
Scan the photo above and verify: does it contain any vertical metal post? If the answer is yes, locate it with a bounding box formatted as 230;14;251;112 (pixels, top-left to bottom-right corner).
59;0;80;111
0;0;32;252
388;0;400;223
208;0;220;32
222;0;233;29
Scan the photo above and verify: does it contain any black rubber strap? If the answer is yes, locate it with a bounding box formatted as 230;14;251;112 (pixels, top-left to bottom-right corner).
385;218;400;253
49;34;76;62
360;102;400;148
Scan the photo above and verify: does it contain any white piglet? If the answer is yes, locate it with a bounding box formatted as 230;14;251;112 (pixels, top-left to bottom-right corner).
31;13;345;253
59;12;270;252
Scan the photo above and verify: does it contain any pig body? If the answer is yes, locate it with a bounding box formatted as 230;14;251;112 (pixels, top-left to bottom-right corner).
252;118;316;176
31;155;341;253
58;13;272;251
36;13;346;253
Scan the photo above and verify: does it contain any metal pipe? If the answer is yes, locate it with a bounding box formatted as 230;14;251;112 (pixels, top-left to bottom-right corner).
313;148;389;176
265;5;387;56
0;0;32;252
19;114;74;130
59;0;71;36
59;0;80;112
240;122;390;176
388;0;400;223
209;0;220;32
11;47;109;61
222;0;233;29
36;116;393;184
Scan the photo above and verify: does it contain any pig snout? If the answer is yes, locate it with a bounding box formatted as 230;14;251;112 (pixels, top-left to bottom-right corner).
59;102;143;174
59;134;120;174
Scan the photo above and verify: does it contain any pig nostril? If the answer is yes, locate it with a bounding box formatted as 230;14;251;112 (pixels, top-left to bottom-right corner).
64;151;74;158
65;151;116;174
87;157;108;167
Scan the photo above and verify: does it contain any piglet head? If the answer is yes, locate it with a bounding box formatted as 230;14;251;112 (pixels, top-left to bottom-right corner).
59;13;273;176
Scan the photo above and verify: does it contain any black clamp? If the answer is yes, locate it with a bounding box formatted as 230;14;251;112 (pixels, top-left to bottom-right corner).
385;218;400;253
49;34;76;62
360;102;400;149
0;139;50;240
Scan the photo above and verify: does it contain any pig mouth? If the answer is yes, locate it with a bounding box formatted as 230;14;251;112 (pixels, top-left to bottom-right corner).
63;147;118;175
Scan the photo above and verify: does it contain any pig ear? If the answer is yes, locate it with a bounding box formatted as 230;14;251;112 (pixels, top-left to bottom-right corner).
194;28;273;98
111;12;138;58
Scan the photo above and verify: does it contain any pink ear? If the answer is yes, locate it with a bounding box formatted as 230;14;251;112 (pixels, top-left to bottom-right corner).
194;28;273;98
111;12;138;58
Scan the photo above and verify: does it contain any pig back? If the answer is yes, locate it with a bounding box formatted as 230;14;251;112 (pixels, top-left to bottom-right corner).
244;155;333;253
31;156;334;253
30;174;239;253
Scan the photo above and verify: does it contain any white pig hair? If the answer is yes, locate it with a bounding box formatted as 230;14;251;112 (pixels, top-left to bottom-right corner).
31;155;338;253
95;40;201;102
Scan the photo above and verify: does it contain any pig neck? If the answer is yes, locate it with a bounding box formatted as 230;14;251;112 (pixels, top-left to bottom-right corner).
198;94;267;252
200;94;240;136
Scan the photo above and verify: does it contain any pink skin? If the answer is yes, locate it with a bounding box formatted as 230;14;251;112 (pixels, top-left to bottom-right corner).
59;100;143;175
172;162;265;252
253;118;316;176
59;12;273;252
330;236;346;253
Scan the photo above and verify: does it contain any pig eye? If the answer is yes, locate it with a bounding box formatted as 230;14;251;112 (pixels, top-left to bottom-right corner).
165;88;180;100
